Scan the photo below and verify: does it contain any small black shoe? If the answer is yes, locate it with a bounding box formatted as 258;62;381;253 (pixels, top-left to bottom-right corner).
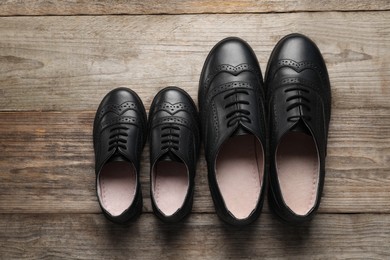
93;87;147;224
265;33;331;224
198;37;267;225
149;87;200;222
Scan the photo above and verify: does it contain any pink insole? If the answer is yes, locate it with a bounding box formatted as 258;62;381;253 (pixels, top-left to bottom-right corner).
276;132;319;215
98;161;136;216
153;161;188;216
216;135;264;219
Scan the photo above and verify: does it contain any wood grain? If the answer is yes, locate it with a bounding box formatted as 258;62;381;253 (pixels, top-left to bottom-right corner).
0;109;389;214
0;0;389;16
1;2;390;259
0;213;389;259
0;12;389;111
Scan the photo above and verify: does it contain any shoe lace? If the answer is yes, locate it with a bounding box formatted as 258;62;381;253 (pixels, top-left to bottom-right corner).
160;125;180;151
223;90;252;127
284;86;312;122
108;126;129;151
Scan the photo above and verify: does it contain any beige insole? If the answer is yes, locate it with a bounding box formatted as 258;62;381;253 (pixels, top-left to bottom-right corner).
276;132;319;216
98;161;136;216
216;134;264;219
153;161;188;216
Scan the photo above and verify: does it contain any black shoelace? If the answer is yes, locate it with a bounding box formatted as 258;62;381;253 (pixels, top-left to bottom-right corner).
284;86;312;122
160;125;180;151
108;126;129;151
224;90;252;127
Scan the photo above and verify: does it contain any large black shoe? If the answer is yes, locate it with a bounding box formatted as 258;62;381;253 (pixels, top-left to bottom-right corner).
93;87;147;224
198;37;267;225
265;33;331;224
149;87;200;222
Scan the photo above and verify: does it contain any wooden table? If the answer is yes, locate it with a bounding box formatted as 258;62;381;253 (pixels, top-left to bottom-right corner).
0;1;389;258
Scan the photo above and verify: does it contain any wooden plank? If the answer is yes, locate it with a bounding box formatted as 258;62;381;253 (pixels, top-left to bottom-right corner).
0;213;389;259
0;12;389;111
0;109;389;214
0;0;389;16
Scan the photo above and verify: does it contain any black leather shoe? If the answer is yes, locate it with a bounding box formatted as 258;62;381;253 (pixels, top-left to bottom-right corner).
198;37;267;225
149;87;200;222
265;33;331;224
93;87;147;224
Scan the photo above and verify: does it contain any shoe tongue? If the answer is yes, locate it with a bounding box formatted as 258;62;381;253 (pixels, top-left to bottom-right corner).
291;119;311;135
108;152;127;163
159;151;182;163
231;125;250;136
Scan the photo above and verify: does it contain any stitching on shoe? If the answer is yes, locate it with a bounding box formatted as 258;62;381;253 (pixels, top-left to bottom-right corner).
97;101;139;122
99;116;139;132
206;81;255;105
203;63;260;91
269;59;327;86
155;172;160;207
250;136;260;212
101;178;108;212
211;102;219;145
155;102;195;115
152;116;194;131
309;156;317;213
270;77;321;94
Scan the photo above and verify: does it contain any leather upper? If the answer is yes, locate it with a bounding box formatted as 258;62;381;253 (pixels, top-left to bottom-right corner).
198;37;267;225
199;37;267;165
266;33;331;223
93;87;147;223
149;87;200;222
